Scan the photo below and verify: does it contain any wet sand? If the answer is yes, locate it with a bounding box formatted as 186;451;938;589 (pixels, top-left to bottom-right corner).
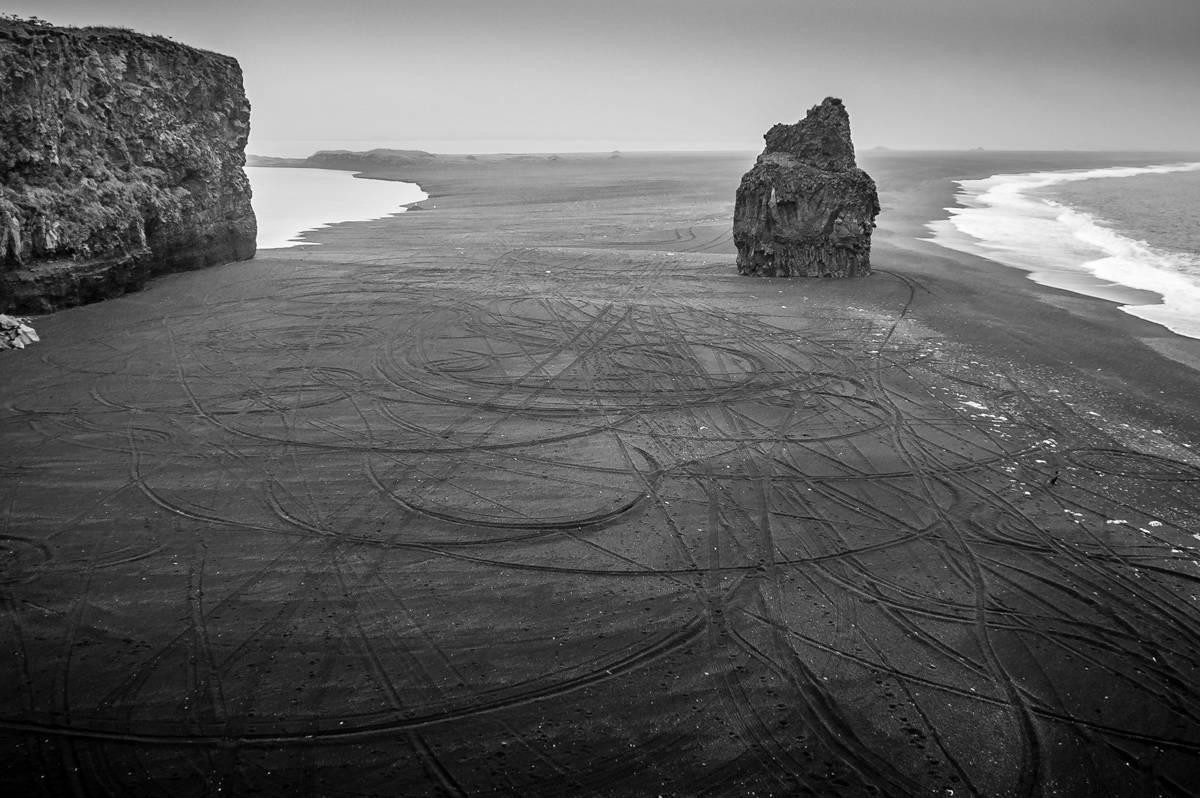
2;151;1199;796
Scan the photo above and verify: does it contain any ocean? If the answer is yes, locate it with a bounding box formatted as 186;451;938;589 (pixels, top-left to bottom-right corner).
244;166;427;249
925;160;1200;341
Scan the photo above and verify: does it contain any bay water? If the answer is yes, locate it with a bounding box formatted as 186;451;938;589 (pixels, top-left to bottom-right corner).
244;166;427;249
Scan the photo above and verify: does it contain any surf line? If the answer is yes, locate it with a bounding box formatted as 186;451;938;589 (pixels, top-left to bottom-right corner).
924;161;1200;341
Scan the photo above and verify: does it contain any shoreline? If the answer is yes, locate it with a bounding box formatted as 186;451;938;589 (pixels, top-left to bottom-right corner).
921;159;1200;340
245;166;427;249
860;151;1200;373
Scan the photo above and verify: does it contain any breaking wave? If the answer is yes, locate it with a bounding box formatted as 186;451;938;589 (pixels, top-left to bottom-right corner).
925;161;1200;340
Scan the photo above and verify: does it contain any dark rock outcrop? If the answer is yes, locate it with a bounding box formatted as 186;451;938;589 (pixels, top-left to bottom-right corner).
0;17;256;313
733;97;879;278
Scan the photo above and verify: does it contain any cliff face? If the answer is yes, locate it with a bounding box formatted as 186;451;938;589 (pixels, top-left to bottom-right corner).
0;17;256;313
733;97;879;278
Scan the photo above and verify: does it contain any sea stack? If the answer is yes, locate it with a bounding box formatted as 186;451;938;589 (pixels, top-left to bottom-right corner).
733;97;879;278
0;17;256;313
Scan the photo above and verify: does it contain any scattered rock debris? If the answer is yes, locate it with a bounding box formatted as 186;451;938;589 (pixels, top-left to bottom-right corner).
0;314;39;350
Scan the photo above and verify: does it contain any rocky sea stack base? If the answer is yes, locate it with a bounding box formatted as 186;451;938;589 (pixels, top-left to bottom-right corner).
734;97;879;278
0;17;256;314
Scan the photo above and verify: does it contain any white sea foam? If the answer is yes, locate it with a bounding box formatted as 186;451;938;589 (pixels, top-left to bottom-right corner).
925;161;1200;340
245;167;427;249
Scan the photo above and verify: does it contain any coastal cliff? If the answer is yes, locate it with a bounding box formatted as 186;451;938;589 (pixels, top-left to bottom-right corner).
0;17;256;313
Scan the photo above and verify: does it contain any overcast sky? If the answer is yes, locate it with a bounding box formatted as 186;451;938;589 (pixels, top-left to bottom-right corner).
8;0;1200;154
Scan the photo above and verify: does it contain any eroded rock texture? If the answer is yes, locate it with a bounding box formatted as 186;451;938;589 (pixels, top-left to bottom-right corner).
0;17;256;313
734;97;879;278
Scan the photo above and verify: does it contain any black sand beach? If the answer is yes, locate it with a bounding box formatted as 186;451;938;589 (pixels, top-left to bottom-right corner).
2;151;1199;796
